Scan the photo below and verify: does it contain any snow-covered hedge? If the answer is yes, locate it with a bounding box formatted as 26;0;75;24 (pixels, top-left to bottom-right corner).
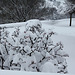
0;20;69;74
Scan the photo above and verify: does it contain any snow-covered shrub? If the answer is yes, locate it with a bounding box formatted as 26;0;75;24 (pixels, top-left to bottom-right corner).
0;20;69;74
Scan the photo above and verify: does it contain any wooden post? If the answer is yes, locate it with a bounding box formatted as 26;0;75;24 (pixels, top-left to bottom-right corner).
0;27;2;43
70;13;72;26
0;56;4;69
1;57;4;69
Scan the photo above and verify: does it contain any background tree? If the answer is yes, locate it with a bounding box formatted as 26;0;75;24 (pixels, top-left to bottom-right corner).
65;0;75;26
0;0;45;24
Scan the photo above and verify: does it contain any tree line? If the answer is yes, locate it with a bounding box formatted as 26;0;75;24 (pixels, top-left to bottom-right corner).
0;0;75;26
0;0;44;23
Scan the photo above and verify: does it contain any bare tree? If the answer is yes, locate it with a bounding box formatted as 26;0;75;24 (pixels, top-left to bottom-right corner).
65;0;75;26
0;0;45;23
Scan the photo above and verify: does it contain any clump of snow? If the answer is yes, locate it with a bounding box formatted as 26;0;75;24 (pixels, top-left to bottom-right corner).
40;62;58;73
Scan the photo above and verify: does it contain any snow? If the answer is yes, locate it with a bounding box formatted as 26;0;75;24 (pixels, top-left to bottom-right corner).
0;70;74;75
44;0;58;9
41;19;75;74
0;18;75;74
44;0;67;14
51;35;75;74
40;61;57;73
56;0;65;3
44;0;75;15
41;19;75;37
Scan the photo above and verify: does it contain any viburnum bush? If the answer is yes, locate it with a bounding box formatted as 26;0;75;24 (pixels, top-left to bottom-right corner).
0;20;69;74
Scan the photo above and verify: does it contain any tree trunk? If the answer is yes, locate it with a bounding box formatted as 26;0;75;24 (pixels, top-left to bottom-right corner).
70;13;72;26
0;27;2;43
1;57;4;69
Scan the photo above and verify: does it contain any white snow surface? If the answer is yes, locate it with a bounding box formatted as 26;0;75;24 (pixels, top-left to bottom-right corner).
0;18;75;74
41;19;75;37
0;70;74;75
41;18;75;74
40;61;57;73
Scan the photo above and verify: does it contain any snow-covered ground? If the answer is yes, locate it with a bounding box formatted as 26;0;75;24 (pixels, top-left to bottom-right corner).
41;18;75;74
0;18;75;74
0;70;74;75
41;18;75;37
